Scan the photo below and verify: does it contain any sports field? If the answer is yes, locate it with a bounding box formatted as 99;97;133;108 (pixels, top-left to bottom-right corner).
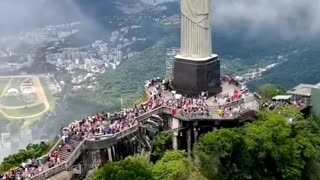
0;75;54;122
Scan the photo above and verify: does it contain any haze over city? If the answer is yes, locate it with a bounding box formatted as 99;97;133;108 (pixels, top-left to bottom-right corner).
1;0;320;38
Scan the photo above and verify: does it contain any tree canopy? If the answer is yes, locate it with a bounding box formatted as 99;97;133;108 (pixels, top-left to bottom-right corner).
93;151;205;180
194;108;320;180
93;154;154;180
150;132;173;163
152;151;206;180
257;84;286;101
0;142;52;174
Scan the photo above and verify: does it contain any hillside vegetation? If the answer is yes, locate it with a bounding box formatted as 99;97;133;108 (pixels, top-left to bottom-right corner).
0;142;53;174
247;44;320;90
78;34;178;110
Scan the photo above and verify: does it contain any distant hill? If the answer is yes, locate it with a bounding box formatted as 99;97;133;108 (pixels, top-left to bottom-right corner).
246;41;320;90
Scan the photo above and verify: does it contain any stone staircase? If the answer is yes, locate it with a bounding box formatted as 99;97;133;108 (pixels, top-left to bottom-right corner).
60;140;81;161
30;140;83;180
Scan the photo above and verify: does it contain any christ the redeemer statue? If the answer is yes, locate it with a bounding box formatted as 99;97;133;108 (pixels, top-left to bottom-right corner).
173;0;221;96
180;0;212;59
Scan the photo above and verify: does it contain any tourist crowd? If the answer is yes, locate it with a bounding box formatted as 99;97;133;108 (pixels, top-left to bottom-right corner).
0;148;67;180
166;91;210;119
1;77;253;179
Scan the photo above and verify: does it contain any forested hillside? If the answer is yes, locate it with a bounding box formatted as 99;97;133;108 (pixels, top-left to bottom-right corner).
78;34;178;110
247;43;320;89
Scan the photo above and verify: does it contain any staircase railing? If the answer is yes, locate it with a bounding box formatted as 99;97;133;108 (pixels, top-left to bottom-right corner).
31;162;67;180
65;140;86;168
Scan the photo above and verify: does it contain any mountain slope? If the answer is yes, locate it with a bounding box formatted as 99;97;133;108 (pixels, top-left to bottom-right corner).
77;33;178;109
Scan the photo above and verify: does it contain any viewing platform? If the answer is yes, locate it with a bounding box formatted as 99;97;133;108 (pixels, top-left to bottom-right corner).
4;77;262;180
159;78;261;121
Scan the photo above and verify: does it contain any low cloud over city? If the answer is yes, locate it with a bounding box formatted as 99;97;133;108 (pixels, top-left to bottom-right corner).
1;0;320;39
213;0;320;38
0;0;100;35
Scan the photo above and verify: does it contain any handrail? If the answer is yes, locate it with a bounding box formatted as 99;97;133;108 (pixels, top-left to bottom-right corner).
31;162;67;180
137;86;152;106
48;138;63;155
206;94;255;110
34;138;63;164
65;140;85;167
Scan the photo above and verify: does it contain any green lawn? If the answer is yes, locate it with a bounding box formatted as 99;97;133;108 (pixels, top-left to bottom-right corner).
2;103;46;117
0;96;33;107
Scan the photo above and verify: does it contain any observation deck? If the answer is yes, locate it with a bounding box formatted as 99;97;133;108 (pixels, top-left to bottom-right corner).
6;77;261;180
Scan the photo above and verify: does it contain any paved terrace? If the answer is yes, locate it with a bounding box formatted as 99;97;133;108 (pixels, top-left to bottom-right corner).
160;81;261;120
3;78;261;180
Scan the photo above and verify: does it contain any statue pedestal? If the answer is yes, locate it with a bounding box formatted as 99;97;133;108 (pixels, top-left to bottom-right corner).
173;54;222;97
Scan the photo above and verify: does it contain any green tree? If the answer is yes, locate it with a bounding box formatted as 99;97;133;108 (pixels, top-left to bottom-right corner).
0;142;51;174
93;154;154;180
258;84;286;101
152;151;206;180
194;108;320;180
150;132;172;163
194;129;246;180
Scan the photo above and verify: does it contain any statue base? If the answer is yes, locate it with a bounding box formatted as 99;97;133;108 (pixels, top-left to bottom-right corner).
173;55;222;97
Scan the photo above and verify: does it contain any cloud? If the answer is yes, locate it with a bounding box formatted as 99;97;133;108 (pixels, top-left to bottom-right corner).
0;0;93;35
212;0;320;38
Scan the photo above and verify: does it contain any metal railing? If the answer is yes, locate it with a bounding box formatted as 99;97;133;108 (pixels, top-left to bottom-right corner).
207;94;255;109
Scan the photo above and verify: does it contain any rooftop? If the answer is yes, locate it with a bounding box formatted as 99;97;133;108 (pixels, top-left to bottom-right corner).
272;95;292;101
287;84;316;97
314;82;320;89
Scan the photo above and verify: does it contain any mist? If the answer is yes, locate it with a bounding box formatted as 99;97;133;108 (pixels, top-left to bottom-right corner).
0;0;108;163
1;0;320;39
0;0;108;38
212;0;320;39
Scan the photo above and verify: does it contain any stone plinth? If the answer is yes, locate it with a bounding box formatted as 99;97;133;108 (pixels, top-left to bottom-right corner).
173;54;222;96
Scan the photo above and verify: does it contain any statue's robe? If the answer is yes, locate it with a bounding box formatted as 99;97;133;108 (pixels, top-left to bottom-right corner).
181;0;210;28
180;0;212;59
